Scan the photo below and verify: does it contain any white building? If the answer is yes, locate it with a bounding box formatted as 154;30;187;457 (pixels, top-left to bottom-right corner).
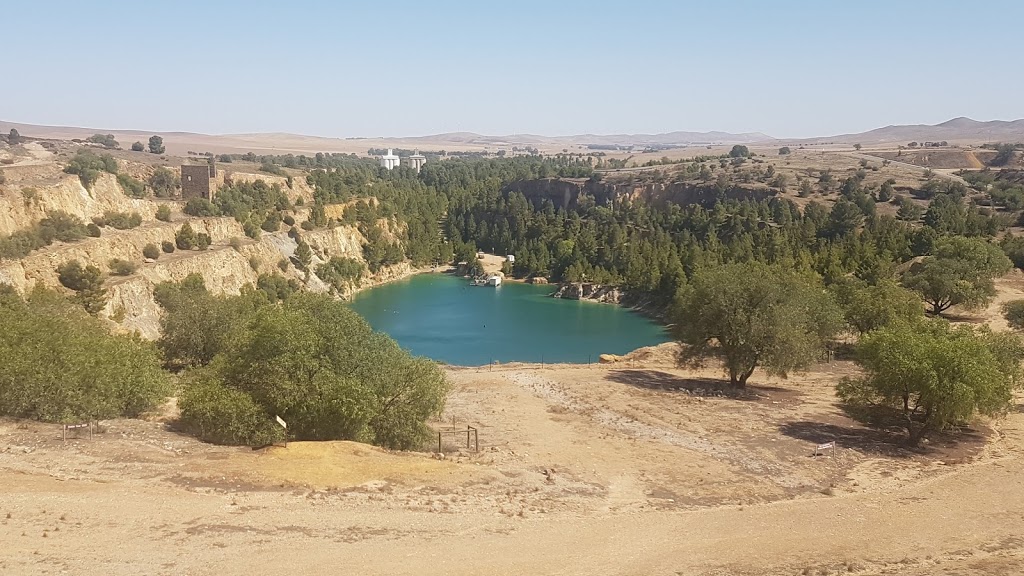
379;149;400;170
406;151;426;173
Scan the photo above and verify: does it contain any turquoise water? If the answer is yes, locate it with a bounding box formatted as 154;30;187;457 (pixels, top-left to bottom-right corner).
348;274;670;366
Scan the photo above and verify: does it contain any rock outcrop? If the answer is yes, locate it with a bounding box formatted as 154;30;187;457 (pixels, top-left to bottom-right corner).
552;282;623;304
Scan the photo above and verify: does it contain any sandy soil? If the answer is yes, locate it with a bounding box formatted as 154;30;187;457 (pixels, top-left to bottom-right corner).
3;341;1023;576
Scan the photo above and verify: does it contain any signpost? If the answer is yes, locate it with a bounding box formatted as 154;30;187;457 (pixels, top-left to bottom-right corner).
275;415;288;447
62;422;92;442
813;440;836;458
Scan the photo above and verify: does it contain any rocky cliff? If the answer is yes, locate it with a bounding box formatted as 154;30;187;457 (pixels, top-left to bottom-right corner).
551;282;623;304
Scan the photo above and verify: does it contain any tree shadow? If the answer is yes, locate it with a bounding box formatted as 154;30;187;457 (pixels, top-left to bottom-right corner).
606;369;791;401
778;420;914;458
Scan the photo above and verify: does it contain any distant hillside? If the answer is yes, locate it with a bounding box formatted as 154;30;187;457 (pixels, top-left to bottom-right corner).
2;117;1022;156
799;117;1024;145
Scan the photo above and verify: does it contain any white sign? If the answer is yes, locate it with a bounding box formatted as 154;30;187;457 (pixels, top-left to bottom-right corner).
816;441;835;450
275;415;287;429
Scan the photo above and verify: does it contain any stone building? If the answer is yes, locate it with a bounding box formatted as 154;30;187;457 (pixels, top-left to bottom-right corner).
379;149;400;170
406;151;426;173
181;163;216;200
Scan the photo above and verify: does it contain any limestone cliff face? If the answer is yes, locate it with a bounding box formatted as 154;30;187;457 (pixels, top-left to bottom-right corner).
0;172;160;236
551;282;622;304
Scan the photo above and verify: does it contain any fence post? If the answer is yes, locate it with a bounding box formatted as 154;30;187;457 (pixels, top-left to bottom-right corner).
438;431;442;454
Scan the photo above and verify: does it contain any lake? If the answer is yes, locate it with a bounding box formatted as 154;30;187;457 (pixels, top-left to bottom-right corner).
348;273;670;366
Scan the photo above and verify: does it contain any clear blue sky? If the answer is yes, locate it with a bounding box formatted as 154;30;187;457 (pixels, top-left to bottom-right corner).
3;0;1021;138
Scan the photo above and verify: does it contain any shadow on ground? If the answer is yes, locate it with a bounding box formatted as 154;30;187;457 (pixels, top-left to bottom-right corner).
606;370;792;401
778;421;913;458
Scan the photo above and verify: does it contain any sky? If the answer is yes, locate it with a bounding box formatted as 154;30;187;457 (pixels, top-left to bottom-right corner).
3;0;1022;139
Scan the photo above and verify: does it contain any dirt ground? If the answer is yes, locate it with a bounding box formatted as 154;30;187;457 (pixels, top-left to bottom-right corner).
3;340;1024;575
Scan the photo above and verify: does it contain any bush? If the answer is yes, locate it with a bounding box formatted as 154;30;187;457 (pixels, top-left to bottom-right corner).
108;258;138;276
56;260;107;314
176;223;197;250
171;293;449;448
259;162;285;176
86;223;102;237
183;197;218;217
282;214;295;226
300;220;314;231
277;258;289;272
116;174;147;198
0;289;169;423
257;273;299;302
196;233;211;250
142;243;160;260
178;373;283;446
162;240;176;254
261;210;282;232
316;257;365;292
149;166;179;198
229;237;243;251
1003;300;1024;330
131;141;144;152
155;204;172;222
64;150;118;189
93;210;142;230
0;211;90;260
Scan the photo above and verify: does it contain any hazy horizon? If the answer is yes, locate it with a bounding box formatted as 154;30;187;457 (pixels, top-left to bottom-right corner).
4;0;1023;139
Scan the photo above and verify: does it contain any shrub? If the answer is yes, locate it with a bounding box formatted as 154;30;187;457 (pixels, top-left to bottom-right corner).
316;257;365;292
282;214;295;226
64;150;118;189
172;293;448;448
131;141;144;152
56;260;107;314
149;166;179;198
94;210;142;230
261;210;282;232
108;258;138;276
1003;300;1024;330
277;258;289;272
116;174;147;198
0;211;90;260
243;219;261;239
257;273;299;302
155;204;172;222
196;233;211;250
295;197;305;206
259;162;285;176
175;223;197;250
183;197;218;217
162;240;176;254
300;220;314;231
142;243;160;260
86;223;102;237
229;237;243;251
0;289;169;422
178;373;283;446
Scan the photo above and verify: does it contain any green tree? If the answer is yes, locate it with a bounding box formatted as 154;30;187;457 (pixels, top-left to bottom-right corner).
729;145;750;158
671;262;842;387
838;319;1022;445
148;135;165;154
149;166;179;198
1002;299;1024;330
0;288;168;423
142;243;160;260
295;239;313;270
175;222;198;250
854;143;862;151
131;141;144;152
902;237;1012;314
830;278;923;335
155;204;172;222
778;146;791;155
174;293;449;448
56;260;107;314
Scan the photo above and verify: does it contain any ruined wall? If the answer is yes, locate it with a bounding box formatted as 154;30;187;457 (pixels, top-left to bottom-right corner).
180;165;213;200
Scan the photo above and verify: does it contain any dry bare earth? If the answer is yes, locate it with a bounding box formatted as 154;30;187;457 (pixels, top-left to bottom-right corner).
2;341;1024;576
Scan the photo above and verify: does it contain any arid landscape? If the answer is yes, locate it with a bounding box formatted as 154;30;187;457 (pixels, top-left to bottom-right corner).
3;339;1024;575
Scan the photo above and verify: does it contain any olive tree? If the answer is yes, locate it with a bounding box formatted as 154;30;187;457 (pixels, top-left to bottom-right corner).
672;262;843;387
838;319;1022;445
830;278;924;335
902;237;1012;314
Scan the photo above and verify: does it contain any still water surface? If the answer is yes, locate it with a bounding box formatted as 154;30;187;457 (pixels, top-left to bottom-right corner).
348;274;669;366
